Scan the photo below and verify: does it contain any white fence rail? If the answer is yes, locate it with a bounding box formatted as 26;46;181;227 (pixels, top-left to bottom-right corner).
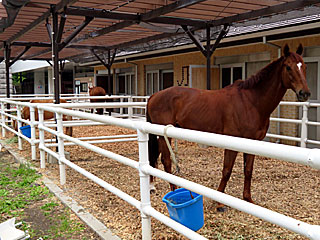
0;97;320;239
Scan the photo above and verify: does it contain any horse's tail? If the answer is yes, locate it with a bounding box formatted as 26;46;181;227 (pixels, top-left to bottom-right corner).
146;110;159;169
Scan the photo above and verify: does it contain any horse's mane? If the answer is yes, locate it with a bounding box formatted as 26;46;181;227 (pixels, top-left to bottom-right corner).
234;56;284;90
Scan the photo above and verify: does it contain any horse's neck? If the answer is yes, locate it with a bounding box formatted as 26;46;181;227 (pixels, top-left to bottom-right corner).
247;61;286;118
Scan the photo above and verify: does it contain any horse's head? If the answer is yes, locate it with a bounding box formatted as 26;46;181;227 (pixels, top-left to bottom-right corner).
282;44;310;102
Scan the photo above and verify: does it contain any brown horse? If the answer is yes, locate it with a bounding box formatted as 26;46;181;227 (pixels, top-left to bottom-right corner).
147;44;310;211
13;99;73;136
89;86;106;115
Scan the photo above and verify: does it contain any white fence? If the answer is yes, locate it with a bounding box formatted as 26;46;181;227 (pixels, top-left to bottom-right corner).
0;97;319;239
267;101;320;148
0;95;148;160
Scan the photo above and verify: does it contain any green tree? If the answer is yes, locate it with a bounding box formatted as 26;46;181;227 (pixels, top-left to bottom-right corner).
12;72;26;86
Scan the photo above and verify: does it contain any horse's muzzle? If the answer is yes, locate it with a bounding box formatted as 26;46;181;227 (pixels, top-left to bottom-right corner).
297;90;311;102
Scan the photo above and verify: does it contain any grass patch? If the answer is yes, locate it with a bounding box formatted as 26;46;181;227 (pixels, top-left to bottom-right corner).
4;136;18;144
0;153;95;239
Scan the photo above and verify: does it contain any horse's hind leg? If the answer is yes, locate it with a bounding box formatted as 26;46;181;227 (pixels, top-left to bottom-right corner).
159;137;176;191
66;127;73;137
243;153;255;203
148;133;160;192
216;149;238;211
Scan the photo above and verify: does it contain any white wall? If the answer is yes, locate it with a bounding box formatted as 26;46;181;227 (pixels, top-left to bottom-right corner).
11;60;50;74
34;70;45;94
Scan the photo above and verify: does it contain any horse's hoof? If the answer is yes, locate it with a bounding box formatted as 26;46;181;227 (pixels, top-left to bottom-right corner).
217;206;227;212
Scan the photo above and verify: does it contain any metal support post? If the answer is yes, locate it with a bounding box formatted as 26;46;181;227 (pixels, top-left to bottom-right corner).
56;112;66;185
1;102;6;137
51;5;60;105
4;43;11;99
16;106;23;150
137;129;152;240
4;43;11;113
38;109;46;168
206;26;211;90
300;104;308;148
30;106;37;161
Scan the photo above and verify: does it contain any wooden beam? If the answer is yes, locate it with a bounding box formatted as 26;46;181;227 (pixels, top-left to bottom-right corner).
210;24;229;55
140;0;206;21
9;46;31;67
182;25;206;56
59;16;93;51
2;0;78;48
45;18;52;42
12;41;110;50
72;0;207;44
56;13;67;43
23;15;93;58
65;7;206;27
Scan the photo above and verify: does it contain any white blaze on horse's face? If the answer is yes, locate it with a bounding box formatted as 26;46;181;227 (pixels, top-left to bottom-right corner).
297;62;302;72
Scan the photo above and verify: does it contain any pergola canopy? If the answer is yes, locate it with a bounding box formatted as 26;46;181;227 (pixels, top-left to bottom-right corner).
0;0;320;64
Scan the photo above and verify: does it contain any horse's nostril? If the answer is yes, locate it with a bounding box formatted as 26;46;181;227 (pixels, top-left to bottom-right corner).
298;90;311;100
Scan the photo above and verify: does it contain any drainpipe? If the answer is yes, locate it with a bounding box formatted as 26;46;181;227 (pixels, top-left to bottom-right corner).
263;37;281;142
125;59;139;117
263;36;281;58
125;58;138;96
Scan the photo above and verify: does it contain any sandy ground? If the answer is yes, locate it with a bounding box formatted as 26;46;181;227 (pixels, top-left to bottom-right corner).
3;125;320;240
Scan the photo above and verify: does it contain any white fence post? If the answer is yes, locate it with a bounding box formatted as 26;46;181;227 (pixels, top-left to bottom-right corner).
16;106;23;150
38;108;46;169
137;129;152;240
30;106;37;161
128;97;133;119
56;112;66;185
300;104;308;148
120;98;123;115
1;102;6;138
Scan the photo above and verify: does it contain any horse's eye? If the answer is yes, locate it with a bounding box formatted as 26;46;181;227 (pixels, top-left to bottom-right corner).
286;66;291;71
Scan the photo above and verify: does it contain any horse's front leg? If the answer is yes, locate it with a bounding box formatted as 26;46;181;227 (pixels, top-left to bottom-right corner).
243;153;255;203
159;137;176;191
216;149;238;212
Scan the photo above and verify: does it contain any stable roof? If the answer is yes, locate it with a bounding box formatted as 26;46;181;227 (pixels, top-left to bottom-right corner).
0;0;320;64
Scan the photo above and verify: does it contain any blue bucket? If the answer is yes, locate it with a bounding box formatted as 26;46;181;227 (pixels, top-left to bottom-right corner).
20;125;31;138
162;188;204;231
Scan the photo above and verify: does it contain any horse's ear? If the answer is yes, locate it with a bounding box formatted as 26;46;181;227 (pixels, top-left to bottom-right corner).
296;44;303;55
283;44;290;57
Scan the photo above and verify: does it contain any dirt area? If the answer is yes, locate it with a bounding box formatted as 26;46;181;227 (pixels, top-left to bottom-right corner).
0;149;99;240
2;125;320;240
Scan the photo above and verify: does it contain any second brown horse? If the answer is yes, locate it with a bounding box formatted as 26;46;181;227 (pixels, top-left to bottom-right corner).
89;86;106;115
13;99;73;136
147;44;310;211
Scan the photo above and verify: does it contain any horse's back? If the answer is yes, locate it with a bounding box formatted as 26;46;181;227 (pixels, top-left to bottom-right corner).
147;86;266;138
30;99;67;104
147;86;211;125
23;99;68;120
89;86;106;96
